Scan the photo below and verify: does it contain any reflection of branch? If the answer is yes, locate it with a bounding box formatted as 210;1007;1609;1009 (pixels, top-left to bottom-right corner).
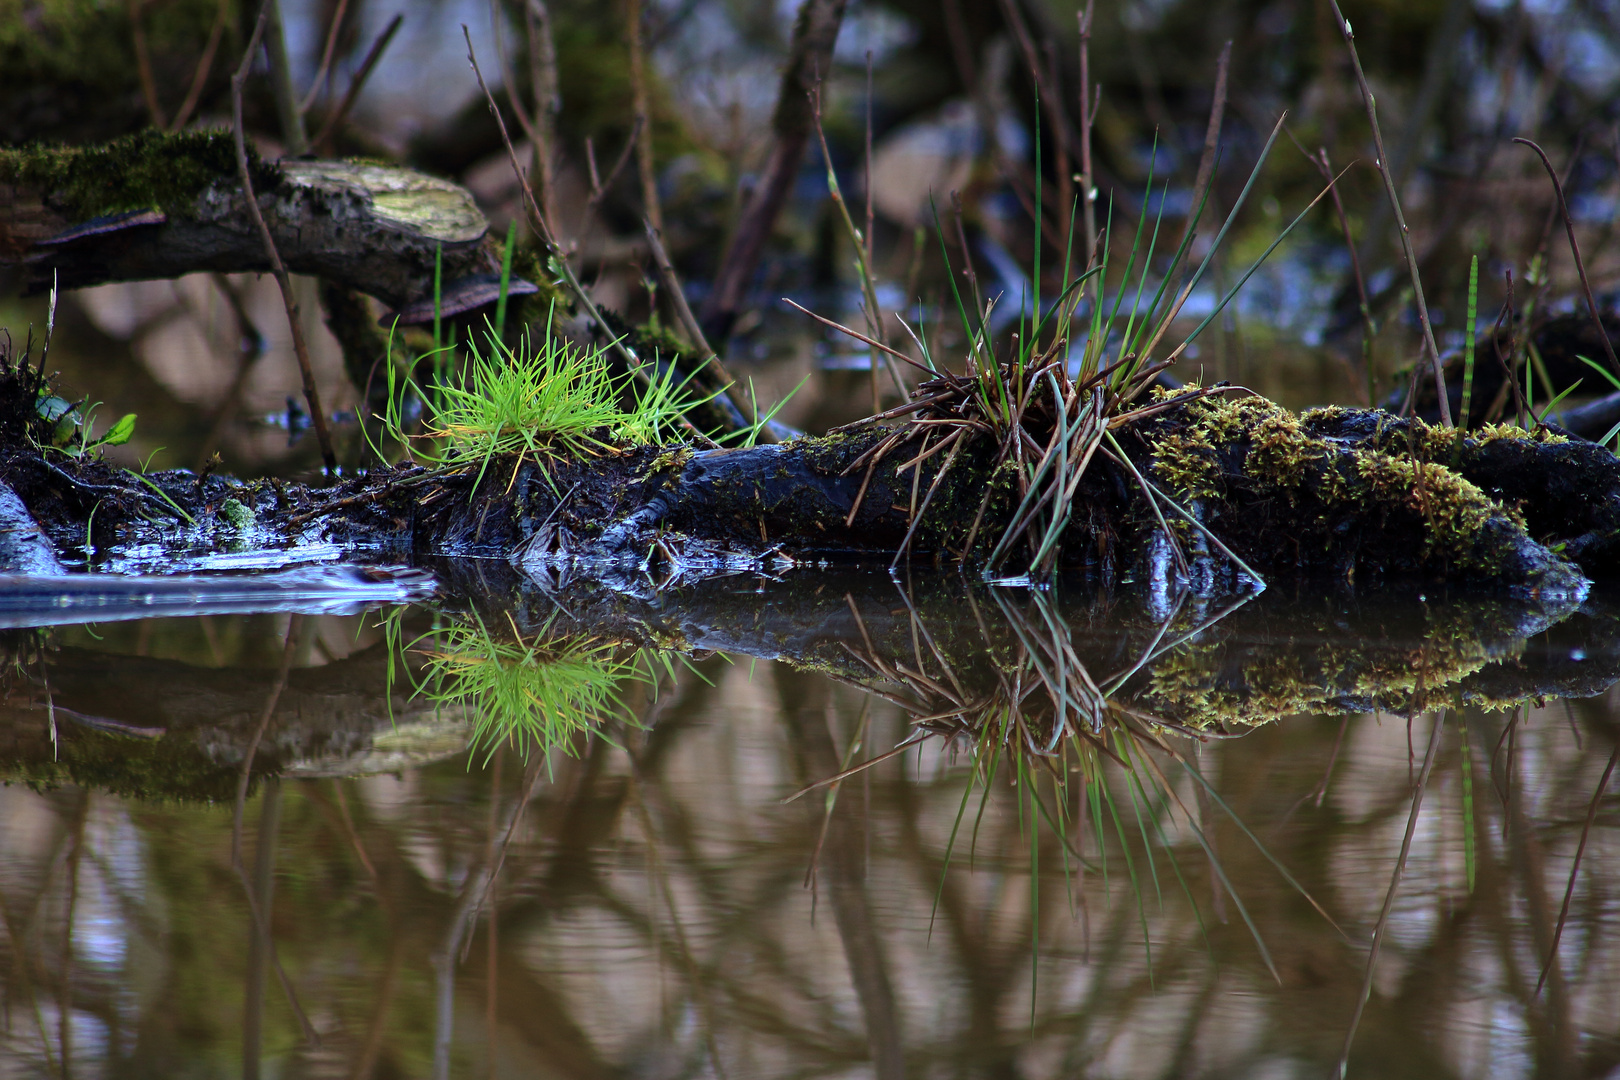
230;616;319;1048
1339;710;1447;1072
59;791;88;1075
1536;742;1619;998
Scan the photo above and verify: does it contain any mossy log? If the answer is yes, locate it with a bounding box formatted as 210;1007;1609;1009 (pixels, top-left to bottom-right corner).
0;130;533;319
4;375;1618;599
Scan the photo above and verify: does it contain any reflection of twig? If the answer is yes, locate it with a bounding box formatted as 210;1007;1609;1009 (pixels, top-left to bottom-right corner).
1339;708;1447;1073
1535;742;1619;999
59;791;88;1075
231;3;338;472
0;883;58;1075
624;759;730;1078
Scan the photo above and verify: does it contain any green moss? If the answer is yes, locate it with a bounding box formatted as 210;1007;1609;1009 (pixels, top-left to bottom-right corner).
1151;429;1221;499
1155;393;1517;572
220;497;254;529
0;129;278;221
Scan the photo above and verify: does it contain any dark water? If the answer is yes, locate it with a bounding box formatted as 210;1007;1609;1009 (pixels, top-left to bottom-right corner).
1;572;1617;1079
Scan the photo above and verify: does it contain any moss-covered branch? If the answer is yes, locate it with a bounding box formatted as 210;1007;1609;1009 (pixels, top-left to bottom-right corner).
0;130;532;316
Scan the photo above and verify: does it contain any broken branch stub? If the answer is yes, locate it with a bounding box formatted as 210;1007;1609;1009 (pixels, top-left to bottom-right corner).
0;132;535;320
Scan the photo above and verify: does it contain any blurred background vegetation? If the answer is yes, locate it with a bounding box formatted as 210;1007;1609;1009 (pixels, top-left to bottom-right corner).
5;0;1620;474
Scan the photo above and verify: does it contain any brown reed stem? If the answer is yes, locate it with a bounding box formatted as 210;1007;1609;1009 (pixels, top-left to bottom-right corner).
299;0;352;113
170;0;230;131
627;0;663;234
1515;137;1620;376
233;1;337;473
1328;0;1451;427
526;0;562;228
312;14;403;153
1077;0;1098;271
129;0;169;129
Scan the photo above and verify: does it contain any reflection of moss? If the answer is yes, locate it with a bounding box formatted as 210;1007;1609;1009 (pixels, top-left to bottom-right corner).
1143;605;1508;727
1;729;250;803
0;129;277;221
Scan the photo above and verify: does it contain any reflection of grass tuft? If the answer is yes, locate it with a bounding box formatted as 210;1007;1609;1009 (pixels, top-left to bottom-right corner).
413;616;636;761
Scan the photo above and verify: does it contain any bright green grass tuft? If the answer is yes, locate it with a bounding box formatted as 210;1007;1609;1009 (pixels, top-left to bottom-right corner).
382;307;718;484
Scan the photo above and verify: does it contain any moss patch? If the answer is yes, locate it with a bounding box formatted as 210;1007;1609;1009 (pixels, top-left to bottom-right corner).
1148;393;1522;574
0;129;277;221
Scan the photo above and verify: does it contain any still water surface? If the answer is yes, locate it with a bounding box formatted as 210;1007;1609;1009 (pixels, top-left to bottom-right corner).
1;574;1617;1079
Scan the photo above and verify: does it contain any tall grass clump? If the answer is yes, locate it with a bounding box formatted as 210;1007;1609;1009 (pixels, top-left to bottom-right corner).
816;114;1338;583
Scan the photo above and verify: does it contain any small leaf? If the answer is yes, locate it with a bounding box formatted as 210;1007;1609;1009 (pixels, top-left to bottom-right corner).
102;413;136;447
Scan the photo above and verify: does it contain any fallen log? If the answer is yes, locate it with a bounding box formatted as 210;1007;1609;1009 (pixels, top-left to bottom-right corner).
2;371;1612;602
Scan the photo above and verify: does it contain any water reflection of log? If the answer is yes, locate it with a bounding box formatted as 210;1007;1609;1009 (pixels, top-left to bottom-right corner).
5;573;1620;800
1;624;1616;1073
448;562;1620;729
0;639;464;800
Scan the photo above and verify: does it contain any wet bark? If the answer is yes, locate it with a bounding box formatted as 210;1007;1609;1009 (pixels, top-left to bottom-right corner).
5;568;1618;801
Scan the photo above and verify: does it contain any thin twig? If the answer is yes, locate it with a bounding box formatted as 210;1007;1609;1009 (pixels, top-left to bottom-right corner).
262;0;309;154
232;1;337;472
299;0;353;113
1328;0;1451;426
627;0;663;233
1515;137;1620;375
171;0;230;132
643;219;767;437
525;0;562;226
129;0;169;129
583;117;643;217
462;26;714;447
312;13;403;152
1312;145;1376;404
1076;0;1098;270
1175;40;1231;258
